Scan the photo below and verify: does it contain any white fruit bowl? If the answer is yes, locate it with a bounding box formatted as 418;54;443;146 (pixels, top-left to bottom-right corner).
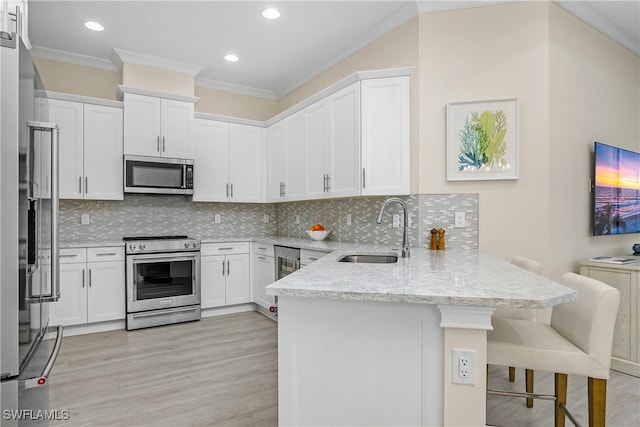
306;230;330;241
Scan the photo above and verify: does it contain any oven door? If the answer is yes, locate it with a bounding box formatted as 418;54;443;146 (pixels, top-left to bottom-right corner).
126;252;200;313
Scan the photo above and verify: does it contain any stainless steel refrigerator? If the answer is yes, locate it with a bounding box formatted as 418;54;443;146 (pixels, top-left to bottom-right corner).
0;28;64;425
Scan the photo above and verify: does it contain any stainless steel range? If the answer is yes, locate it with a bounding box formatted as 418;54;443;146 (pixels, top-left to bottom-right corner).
124;235;201;330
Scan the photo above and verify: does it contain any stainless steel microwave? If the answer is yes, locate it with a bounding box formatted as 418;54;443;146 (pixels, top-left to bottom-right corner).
124;155;194;195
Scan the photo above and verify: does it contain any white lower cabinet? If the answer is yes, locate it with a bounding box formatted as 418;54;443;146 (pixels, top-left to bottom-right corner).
50;247;125;327
201;242;251;308
252;243;275;310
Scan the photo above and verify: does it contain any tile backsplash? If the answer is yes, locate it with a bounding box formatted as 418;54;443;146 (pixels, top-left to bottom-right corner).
61;193;478;249
60;195;277;241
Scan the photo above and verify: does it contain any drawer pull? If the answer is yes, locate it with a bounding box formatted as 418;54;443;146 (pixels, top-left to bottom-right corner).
60;254;78;258
218;247;234;251
95;252;117;256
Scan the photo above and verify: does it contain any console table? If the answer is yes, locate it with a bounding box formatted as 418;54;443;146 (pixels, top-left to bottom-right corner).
580;258;640;377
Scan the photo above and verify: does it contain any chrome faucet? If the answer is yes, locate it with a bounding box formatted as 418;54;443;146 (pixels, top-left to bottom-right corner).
376;197;410;258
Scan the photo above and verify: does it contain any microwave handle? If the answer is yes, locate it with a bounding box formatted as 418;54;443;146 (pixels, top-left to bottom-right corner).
182;164;187;189
26;121;61;303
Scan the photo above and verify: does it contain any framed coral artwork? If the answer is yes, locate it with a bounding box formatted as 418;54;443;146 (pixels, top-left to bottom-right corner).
446;98;519;181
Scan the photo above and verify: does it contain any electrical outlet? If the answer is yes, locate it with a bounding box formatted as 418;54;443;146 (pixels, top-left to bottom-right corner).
346;213;352;226
81;214;90;225
452;348;476;385
263;214;270;224
454;212;466;228
214;214;221;223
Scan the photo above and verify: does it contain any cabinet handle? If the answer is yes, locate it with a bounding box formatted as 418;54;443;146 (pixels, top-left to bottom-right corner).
85;176;88;194
309;257;319;261
323;174;327;192
226;183;229;198
257;256;266;260
82;269;85;288
326;174;331;191
89;269;92;287
222;260;225;276
230;183;233;198
162;136;166;152
157;136;160;152
227;259;230;275
218;247;234;251
78;176;82;194
258;247;266;251
60;254;78;258
96;252;117;256
362;168;366;189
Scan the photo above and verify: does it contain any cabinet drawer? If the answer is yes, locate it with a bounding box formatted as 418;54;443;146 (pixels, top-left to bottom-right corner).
253;242;274;257
60;248;87;264
88;247;125;263
202;242;250;256
301;249;330;265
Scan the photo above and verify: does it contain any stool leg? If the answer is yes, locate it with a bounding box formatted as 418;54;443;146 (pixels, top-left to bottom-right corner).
588;377;607;427
525;369;534;408
508;366;515;382
555;373;567;427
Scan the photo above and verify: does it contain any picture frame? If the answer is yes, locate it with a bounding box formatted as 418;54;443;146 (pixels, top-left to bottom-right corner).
446;98;519;181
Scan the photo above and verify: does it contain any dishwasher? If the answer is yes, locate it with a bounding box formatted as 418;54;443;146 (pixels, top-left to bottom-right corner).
275;245;301;280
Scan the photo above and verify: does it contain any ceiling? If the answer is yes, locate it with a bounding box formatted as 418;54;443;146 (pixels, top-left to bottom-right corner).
27;1;640;100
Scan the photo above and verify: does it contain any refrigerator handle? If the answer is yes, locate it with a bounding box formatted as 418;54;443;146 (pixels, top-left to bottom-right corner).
23;326;63;389
26;121;61;302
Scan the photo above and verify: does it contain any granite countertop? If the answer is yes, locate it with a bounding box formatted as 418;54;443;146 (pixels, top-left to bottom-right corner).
266;247;577;309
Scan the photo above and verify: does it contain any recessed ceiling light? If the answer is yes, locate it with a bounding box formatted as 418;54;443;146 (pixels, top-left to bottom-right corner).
224;54;239;62
262;8;280;20
84;21;104;32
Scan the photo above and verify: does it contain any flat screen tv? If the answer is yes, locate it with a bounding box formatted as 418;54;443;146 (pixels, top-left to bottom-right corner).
593;142;640;236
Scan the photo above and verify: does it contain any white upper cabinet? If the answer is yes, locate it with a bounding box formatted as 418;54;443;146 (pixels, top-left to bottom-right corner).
284;112;307;200
193;119;263;203
267;121;287;201
361;76;410;196
1;1;29;47
229;124;263;203
304;83;360;200
47;98;123;200
124;93;194;159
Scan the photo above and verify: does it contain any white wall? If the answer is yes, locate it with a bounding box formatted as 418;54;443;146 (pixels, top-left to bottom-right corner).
417;2;553;270
548;4;640;279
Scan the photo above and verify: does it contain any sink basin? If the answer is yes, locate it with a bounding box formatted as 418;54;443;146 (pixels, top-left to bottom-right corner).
338;254;398;264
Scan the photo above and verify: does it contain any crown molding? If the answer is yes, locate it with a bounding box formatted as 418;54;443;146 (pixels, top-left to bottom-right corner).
117;85;200;103
111;48;204;76
30;45;118;71
195;77;277;100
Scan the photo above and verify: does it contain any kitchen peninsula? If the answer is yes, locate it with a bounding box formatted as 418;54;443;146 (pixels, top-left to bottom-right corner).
266;247;576;426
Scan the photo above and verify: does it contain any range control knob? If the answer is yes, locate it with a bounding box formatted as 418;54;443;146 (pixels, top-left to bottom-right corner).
129;243;136;251
184;242;191;249
139;243;146;251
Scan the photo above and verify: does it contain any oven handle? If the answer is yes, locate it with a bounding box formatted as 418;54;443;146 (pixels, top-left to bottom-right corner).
127;252;200;263
132;306;199;319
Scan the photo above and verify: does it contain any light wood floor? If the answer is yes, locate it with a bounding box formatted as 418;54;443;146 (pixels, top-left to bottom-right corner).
49;311;640;426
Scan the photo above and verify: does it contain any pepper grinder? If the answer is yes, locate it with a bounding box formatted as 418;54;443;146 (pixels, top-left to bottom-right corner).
437;228;446;250
430;228;439;250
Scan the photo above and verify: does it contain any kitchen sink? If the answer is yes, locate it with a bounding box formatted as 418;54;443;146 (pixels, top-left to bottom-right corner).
338;254;398;264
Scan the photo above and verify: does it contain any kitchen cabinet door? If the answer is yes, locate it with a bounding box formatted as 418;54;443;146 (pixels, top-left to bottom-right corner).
285;112;307;200
327;82;360;198
305;101;328;199
225;254;251;305
87;261;125;323
253;252;275;309
83;104;123;200
50;262;87;327
361;76;410;196
193;119;230;202
229;124;263;203
201;255;226;309
267;121;287;202
160;98;194;159
48;99;84;199
123;93;161;157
